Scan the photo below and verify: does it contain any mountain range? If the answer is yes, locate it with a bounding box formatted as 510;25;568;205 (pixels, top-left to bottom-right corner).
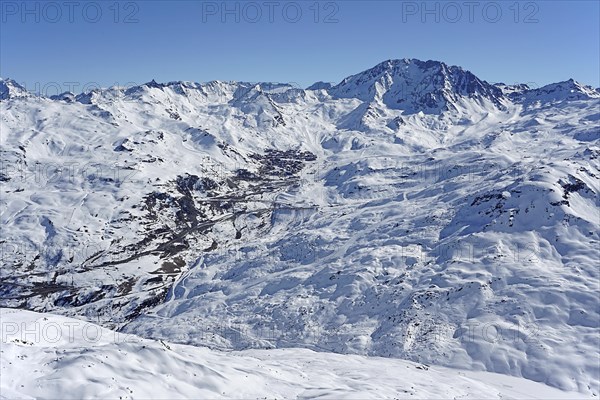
1;58;599;397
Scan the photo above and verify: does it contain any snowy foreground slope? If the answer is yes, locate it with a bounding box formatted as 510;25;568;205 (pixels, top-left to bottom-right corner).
1;59;600;396
0;308;584;399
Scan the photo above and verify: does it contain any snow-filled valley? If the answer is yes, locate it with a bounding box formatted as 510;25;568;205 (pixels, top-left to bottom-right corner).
1;58;599;398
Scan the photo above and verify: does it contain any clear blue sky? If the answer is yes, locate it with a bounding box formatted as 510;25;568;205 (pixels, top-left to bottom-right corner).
1;0;599;94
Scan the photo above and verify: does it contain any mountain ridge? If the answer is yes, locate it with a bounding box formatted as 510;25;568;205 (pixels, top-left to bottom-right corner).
1;58;598;396
2;58;598;112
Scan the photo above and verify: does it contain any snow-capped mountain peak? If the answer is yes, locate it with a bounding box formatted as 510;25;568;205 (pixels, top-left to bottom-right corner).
330;58;505;114
0;78;31;100
514;78;600;104
306;81;333;90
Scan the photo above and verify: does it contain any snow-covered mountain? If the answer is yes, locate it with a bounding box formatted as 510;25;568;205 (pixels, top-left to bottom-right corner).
1;59;599;398
330;59;506;114
514;78;600;104
1;308;582;399
0;78;30;100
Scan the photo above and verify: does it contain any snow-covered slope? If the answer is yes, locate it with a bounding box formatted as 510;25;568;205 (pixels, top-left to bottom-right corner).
330;59;506;115
0;308;584;399
1;59;599;397
513;79;600;104
0;78;30;100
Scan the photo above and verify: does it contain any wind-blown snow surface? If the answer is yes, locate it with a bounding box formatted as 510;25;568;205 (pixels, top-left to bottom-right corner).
1;59;599;396
0;308;585;399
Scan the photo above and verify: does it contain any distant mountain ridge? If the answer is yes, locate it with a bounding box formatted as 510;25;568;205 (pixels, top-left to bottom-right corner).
2;59;598;114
